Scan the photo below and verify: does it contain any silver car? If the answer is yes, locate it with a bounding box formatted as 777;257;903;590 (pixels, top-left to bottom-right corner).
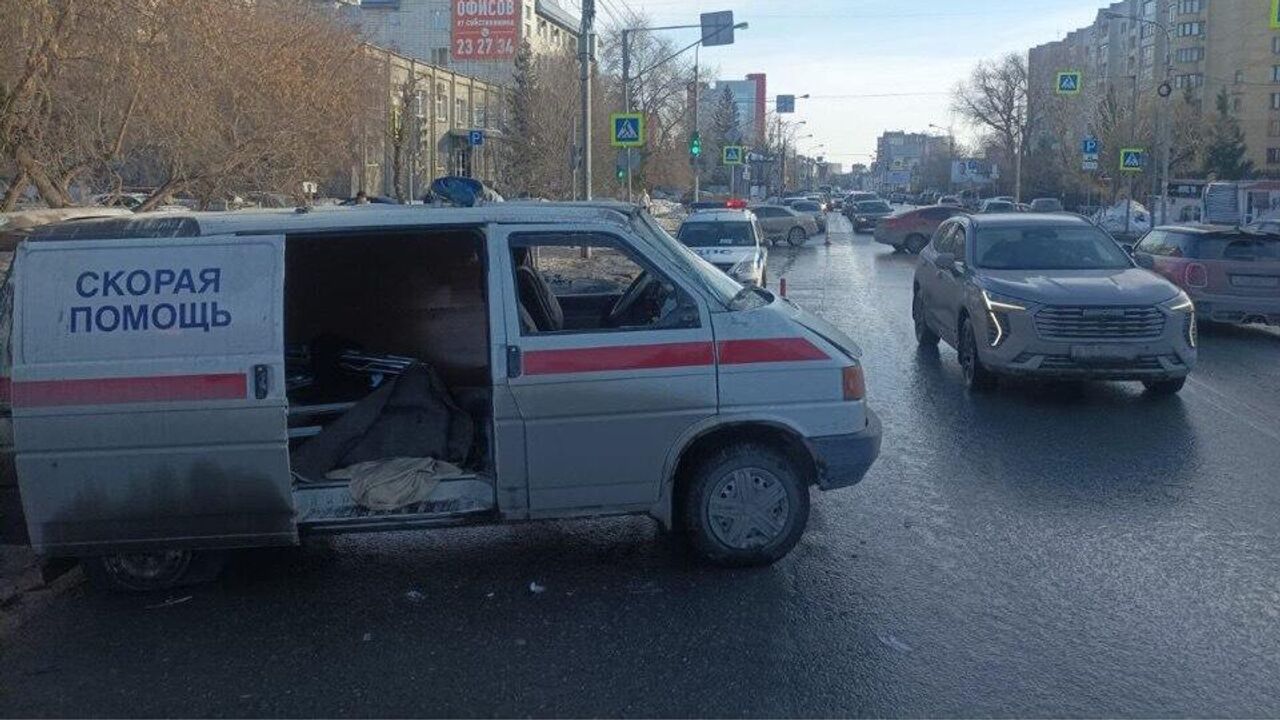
750;204;819;246
790;200;827;232
912;213;1197;393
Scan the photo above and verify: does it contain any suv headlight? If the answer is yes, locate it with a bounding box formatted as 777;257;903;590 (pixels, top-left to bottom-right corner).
1162;290;1194;313
980;289;1029;347
729;259;757;281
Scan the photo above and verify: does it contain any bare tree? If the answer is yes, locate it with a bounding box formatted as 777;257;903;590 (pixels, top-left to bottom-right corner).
953;53;1028;200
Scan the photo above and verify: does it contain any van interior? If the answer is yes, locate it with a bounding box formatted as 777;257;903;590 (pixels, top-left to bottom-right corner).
282;229;496;530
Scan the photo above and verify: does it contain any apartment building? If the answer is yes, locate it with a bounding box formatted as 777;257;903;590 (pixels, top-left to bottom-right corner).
348;0;581;87
1028;0;1280;172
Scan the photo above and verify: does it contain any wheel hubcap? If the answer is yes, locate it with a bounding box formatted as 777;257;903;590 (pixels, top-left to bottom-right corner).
104;550;191;584
706;467;790;550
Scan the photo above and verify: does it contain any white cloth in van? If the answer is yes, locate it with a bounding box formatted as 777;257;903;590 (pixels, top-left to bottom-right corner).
327;457;466;511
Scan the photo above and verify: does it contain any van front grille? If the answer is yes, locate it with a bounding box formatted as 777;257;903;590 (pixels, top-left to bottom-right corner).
1034;305;1165;341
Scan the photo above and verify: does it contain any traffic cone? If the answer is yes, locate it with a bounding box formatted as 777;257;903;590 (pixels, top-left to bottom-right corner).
779;277;787;297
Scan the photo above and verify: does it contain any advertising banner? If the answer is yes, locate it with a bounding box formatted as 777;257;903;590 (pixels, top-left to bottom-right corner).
452;0;520;60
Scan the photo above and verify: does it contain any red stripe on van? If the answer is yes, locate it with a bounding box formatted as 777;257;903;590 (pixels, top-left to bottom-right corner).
717;337;828;364
11;372;247;408
524;341;715;375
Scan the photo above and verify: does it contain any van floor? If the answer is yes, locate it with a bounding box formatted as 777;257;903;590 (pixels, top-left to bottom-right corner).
293;477;495;533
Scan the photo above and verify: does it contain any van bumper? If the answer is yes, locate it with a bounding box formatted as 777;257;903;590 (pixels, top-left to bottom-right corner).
808;409;882;490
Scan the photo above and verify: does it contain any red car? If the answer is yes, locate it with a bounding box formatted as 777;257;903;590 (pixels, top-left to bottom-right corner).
1132;225;1280;326
872;205;969;253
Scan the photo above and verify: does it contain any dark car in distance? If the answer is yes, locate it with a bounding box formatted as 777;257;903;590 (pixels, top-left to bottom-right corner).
847;199;894;232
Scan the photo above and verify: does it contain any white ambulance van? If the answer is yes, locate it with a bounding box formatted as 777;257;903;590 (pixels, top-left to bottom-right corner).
0;203;880;591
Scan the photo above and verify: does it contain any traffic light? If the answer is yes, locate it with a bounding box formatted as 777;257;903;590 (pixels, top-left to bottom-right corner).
616;166;626;181
689;131;702;157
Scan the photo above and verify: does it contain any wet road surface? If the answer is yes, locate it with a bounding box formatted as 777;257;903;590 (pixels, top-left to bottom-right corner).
2;214;1279;717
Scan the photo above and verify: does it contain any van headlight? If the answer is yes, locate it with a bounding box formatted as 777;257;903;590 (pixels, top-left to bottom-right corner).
1161;292;1196;347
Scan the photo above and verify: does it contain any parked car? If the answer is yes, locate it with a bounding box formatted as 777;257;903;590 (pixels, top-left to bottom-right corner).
845;191;878;206
979;199;1018;213
790;200;827;232
1029;197;1065;213
912;213;1196;393
873;205;969;253
3;201;881;591
1131;225;1280;326
676;209;769;286
847;199;894;232
751;204;819;245
937;195;963;207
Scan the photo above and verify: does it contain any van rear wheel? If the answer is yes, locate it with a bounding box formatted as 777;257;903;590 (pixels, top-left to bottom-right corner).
83;550;223;593
681;443;809;567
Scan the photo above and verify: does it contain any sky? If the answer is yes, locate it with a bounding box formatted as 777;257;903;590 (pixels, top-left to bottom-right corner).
576;0;1117;169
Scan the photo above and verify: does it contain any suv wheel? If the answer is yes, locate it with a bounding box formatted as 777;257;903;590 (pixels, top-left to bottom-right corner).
913;291;939;346
787;227;806;246
958;317;998;392
681;443;809;567
1143;377;1186;395
83;550;224;593
904;233;929;254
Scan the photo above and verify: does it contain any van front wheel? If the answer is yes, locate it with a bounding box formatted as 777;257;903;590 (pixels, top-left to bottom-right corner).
681;444;809;567
83;550;223;593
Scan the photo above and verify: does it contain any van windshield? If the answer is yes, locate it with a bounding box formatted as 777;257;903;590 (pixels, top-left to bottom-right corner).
634;210;741;306
975;225;1133;270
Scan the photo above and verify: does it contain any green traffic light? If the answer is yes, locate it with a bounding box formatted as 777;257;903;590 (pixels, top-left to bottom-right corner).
690;131;702;157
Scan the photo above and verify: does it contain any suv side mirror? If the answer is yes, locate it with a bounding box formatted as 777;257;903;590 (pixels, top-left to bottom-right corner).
933;252;956;271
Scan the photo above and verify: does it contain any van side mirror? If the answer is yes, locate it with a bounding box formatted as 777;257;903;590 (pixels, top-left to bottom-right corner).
933;252;956;271
1134;252;1154;269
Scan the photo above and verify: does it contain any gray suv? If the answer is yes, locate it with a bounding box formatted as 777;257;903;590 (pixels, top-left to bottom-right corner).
912;213;1197;393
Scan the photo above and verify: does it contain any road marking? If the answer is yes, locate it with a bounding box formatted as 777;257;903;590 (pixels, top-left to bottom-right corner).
1185;375;1280;443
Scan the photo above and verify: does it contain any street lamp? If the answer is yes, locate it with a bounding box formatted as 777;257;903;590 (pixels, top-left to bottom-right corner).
1102;9;1173;225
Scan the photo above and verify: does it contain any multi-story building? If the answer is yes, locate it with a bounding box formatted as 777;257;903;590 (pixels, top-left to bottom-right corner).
1028;0;1280;173
347;0;581;87
711;74;767;146
875;131;928;190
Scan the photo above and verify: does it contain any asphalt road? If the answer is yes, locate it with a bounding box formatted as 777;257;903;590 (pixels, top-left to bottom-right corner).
3;214;1280;718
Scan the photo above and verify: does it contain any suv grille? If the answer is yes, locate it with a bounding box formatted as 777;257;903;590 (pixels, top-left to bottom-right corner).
1034;305;1165;341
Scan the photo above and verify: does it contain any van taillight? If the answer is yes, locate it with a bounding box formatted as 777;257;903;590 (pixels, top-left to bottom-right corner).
842;365;866;401
1184;262;1209;288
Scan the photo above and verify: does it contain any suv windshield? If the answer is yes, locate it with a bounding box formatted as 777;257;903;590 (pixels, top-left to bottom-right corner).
678;221;755;247
975;224;1132;270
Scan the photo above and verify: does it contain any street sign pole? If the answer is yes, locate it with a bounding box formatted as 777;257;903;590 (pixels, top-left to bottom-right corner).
579;0;595;200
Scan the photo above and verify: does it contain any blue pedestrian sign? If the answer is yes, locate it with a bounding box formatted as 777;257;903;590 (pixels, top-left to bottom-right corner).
610;112;645;148
776;94;796;114
1056;71;1082;95
722;145;745;165
468;129;485;147
1081;137;1099;155
1120;147;1146;172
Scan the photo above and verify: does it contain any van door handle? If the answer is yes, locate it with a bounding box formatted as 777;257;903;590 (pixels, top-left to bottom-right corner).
253;364;270;399
506;345;522;379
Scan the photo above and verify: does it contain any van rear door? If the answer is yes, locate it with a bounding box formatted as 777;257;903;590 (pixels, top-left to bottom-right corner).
9;234;293;555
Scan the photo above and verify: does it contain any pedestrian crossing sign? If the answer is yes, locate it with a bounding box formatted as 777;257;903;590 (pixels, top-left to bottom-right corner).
1120;147;1145;172
722;145;745;165
1056;71;1082;95
610;113;645;148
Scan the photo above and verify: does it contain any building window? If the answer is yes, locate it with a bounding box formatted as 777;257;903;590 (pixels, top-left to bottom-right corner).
1176;47;1203;63
474;100;486;128
1271;92;1280;110
1274;36;1280;55
1175;73;1204;89
1177;0;1202;13
436;83;448;121
431;47;449;66
1267;148;1280;165
1237;69;1246;84
455;98;467;128
1270;118;1280;137
1177;21;1203;36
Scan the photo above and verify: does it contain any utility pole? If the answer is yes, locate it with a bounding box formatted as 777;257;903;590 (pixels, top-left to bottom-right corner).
622;28;632;202
579;0;595;200
692;43;701;202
